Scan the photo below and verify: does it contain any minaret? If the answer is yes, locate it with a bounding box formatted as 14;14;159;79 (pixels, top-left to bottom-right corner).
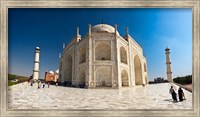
76;27;81;43
33;47;40;80
165;47;173;82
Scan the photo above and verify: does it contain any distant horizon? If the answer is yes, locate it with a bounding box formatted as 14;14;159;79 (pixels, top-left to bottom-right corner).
8;72;193;81
8;8;192;81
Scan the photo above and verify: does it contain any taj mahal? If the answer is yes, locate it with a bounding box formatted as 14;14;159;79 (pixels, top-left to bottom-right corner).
58;23;148;88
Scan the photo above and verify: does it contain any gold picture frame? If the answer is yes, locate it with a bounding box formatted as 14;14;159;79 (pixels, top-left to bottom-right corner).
1;0;199;117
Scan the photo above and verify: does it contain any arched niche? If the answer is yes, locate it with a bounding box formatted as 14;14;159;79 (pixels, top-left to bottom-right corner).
64;54;73;86
78;67;86;87
79;46;86;64
120;46;127;64
95;41;111;61
95;66;112;87
121;69;129;86
134;55;143;85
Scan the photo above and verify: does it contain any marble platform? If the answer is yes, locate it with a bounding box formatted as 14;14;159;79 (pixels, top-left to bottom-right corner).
8;82;192;109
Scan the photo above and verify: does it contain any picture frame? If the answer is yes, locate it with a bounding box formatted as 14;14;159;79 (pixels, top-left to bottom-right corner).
1;0;199;117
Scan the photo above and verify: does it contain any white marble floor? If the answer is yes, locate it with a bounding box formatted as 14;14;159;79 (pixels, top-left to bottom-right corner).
8;82;192;109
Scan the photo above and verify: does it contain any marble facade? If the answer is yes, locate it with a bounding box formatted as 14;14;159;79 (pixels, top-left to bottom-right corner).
59;23;148;88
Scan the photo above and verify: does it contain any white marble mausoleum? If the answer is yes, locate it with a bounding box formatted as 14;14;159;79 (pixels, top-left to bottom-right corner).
59;23;148;88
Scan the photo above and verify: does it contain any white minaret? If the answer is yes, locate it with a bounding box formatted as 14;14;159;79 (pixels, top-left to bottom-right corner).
165;47;173;82
33;47;40;80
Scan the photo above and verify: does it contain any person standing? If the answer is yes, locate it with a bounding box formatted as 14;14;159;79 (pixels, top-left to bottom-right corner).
30;79;33;86
169;86;174;99
38;80;41;89
172;91;177;102
43;82;45;88
169;86;177;102
178;87;184;101
37;81;40;89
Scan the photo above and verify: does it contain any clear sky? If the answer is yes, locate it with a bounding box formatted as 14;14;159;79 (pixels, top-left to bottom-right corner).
8;8;192;81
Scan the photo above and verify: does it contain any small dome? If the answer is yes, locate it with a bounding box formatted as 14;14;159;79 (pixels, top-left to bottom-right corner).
165;47;170;51
55;69;59;74
36;47;40;50
91;24;119;35
49;70;54;74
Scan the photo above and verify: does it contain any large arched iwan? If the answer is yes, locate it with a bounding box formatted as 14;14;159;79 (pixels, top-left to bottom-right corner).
64;54;73;86
134;55;143;85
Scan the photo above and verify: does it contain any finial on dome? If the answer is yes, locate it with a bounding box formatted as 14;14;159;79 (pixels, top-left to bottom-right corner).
114;24;117;29
102;19;104;24
101;19;104;28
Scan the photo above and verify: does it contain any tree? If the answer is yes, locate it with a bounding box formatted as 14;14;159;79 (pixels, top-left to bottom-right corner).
173;75;192;85
8;74;16;80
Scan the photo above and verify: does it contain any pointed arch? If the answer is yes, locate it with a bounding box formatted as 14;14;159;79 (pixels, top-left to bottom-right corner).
134;55;143;85
121;69;129;86
95;66;112;87
64;54;73;86
79;46;86;64
120;46;127;64
78;67;86;87
95;41;111;60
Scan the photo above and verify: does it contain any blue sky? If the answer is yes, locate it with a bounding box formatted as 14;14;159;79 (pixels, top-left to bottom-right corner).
8;8;192;81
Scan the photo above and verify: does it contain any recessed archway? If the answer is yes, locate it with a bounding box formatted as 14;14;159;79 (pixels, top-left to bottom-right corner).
95;66;112;87
79;46;86;64
121;69;129;87
78;68;86;87
120;47;127;64
134;55;143;85
95;41;111;60
64;54;73;86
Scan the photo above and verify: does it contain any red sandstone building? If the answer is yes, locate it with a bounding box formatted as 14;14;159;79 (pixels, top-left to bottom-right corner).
44;70;59;82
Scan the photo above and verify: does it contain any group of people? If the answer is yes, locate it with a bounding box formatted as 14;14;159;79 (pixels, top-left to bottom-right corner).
28;79;60;89
169;86;185;102
28;79;50;89
37;81;50;89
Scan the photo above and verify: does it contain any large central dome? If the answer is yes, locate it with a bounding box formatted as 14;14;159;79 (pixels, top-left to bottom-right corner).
91;24;119;35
